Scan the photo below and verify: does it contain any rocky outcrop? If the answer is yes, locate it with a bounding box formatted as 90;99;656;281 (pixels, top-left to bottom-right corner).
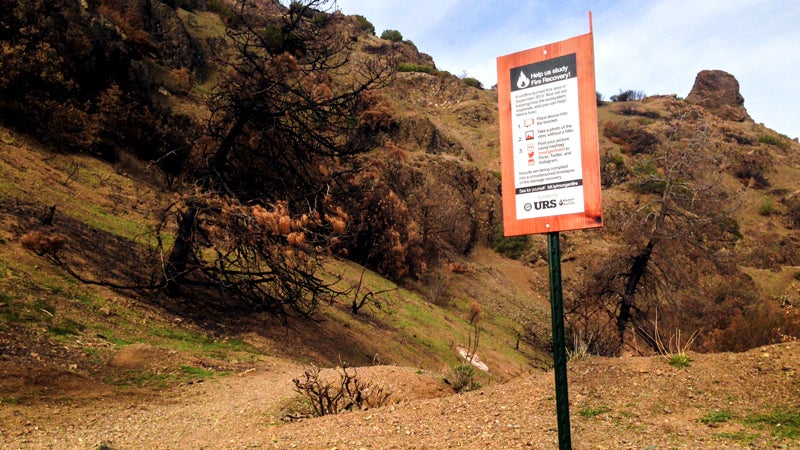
685;70;751;122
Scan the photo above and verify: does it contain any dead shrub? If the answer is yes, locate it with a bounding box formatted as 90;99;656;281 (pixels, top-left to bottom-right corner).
292;364;392;417
602;121;659;155
783;196;800;229
711;302;794;352
421;268;453;306
618;105;659;119
447;261;475;274
727;147;772;188
600;152;629;188
21;231;65;257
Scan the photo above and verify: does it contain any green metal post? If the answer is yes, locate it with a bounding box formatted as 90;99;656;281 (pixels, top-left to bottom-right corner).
547;231;572;449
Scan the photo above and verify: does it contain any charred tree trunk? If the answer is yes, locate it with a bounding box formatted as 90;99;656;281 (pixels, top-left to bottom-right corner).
164;205;197;297
617;240;655;342
210;114;249;175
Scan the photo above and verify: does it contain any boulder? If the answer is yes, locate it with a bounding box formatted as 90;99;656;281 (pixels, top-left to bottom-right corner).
686;70;751;122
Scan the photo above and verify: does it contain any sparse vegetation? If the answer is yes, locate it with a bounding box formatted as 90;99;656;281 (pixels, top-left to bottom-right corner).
397;62;437;74
758;133;790;150
648;317;698;368
579;405;611;418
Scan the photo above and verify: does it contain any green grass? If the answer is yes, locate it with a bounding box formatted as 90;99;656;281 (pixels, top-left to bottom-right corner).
700;410;733;425
148;325;259;357
48;318;86;337
758;134;790;150
396;62;438;74
108;370;172;387
744;409;800;439
108;365;230;388
1;396;20;405
578;405;611;418
180;365;228;379
86;206;156;244
714;431;761;445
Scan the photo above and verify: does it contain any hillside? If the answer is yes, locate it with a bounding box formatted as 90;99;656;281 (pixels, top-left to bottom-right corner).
2;1;800;448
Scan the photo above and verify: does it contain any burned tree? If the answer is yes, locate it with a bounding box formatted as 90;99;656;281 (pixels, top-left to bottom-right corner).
161;0;393;317
573;117;745;354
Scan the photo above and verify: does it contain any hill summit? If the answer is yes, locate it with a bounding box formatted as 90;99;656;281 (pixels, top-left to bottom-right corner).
686;69;751;122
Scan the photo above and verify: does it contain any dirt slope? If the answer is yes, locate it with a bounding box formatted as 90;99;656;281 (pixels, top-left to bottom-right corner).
3;340;798;449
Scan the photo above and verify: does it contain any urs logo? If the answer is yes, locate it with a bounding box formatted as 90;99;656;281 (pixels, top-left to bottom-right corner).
533;200;557;210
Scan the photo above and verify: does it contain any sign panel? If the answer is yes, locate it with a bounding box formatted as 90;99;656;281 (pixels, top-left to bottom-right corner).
497;31;602;235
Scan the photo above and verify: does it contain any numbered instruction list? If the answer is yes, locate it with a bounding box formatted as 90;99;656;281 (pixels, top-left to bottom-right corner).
509;53;584;220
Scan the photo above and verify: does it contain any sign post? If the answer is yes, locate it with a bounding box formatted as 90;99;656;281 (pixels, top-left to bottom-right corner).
496;15;601;450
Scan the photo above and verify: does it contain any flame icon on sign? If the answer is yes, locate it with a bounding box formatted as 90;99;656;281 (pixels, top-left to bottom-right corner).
516;71;530;89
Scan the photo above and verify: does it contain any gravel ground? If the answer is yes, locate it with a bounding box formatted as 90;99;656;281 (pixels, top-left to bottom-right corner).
3;341;800;449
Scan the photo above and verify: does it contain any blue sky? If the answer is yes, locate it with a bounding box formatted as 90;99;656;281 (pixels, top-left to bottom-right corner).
331;0;800;139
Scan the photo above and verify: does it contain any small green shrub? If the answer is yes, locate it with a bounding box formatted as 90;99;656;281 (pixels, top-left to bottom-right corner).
380;29;403;42
758;198;775;216
600;152;630;188
490;225;531;260
462;77;483;89
655;328;698;368
446;364;481;393
354;15;375;34
630;158;666;194
667;353;692;367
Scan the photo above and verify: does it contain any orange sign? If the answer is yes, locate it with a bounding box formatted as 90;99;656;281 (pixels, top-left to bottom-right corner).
496;29;602;236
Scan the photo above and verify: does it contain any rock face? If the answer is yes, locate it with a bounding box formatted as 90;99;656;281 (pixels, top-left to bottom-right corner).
686;70;751;122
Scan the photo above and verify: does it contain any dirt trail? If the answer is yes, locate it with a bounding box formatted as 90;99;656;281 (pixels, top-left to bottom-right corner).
3;341;799;449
